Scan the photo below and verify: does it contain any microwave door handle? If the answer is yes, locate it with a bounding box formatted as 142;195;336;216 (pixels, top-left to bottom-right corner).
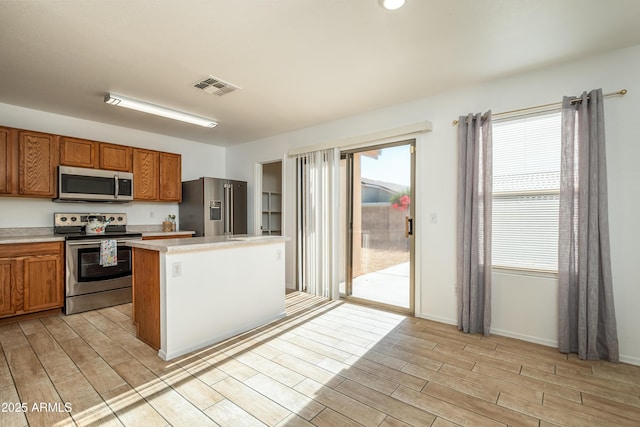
114;174;119;200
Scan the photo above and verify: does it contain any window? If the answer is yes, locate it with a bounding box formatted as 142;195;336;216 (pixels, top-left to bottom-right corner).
492;111;561;272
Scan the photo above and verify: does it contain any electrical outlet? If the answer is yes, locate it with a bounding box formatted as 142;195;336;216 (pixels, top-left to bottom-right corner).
149;211;154;218
172;262;182;277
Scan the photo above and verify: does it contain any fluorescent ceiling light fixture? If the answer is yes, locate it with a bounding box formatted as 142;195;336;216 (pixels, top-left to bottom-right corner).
104;93;217;128
379;0;405;10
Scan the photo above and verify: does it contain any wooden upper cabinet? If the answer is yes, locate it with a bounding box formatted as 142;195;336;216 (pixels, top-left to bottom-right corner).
100;143;132;172
59;137;98;168
0;126;182;202
133;148;159;200
18;130;58;197
0;127;13;194
133;150;182;202
159;152;182;201
60;138;133;172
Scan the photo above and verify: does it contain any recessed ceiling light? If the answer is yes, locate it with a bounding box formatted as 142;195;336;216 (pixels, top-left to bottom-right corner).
104;93;217;128
379;0;405;10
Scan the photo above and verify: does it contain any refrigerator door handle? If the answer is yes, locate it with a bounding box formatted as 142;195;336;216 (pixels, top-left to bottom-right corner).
230;183;234;235
223;183;229;235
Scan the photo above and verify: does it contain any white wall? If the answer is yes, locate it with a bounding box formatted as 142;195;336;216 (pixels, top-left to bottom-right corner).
0;103;226;228
226;44;640;364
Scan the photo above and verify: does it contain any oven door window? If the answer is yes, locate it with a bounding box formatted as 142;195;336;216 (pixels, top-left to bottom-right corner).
77;246;132;282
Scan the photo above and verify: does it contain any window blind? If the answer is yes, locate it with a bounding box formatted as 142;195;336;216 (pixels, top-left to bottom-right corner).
492;112;561;271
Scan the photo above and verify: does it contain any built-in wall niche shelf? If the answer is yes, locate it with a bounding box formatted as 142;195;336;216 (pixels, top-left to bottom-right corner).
262;192;281;235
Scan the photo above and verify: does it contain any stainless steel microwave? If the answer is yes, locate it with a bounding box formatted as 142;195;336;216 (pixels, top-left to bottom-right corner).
56;166;134;202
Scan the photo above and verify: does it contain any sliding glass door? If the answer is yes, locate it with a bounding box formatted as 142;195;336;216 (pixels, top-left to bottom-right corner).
339;140;415;313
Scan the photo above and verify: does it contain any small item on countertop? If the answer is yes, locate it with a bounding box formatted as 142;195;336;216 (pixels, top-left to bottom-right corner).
99;239;117;267
86;215;111;234
162;220;172;232
168;214;177;232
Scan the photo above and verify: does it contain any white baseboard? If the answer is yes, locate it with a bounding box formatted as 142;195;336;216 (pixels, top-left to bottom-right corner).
620;354;640;366
415;312;639;366
415;312;456;326
489;327;557;348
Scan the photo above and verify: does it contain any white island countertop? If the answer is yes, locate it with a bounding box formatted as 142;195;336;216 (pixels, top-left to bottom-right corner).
128;234;287;253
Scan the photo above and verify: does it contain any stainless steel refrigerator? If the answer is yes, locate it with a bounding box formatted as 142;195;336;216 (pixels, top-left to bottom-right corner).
179;177;247;237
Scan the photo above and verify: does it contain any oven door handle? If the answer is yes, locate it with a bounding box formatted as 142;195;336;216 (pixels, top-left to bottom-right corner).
66;239;139;246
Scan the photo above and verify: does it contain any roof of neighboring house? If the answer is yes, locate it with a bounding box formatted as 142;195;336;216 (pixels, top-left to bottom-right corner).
361;177;408;195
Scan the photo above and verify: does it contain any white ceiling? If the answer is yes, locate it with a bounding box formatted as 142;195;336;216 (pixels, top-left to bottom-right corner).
2;0;640;147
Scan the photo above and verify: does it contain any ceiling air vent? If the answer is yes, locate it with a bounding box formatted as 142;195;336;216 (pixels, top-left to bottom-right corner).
193;75;240;96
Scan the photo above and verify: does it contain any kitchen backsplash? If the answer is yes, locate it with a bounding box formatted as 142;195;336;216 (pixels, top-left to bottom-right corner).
0;198;179;228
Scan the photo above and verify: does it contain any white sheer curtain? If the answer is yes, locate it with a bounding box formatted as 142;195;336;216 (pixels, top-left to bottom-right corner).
558;89;619;362
295;148;340;299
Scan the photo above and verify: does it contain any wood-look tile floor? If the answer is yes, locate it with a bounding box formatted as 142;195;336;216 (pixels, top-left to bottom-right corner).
1;292;639;427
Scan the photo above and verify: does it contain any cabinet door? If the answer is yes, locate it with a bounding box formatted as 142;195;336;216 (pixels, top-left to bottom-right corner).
0;259;16;317
0;127;13;194
159;152;181;201
60;137;98;168
18;131;58;197
100;143;132;172
133;148;159;200
22;254;63;312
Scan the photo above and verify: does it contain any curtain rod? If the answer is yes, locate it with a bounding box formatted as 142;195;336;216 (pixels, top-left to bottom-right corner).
451;89;628;126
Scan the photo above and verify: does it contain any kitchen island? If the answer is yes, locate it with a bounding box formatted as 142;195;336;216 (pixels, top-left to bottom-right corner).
128;235;287;360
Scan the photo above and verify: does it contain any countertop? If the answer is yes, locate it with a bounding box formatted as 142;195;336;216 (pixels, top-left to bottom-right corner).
0;235;66;244
128;235;287;254
0;228;195;244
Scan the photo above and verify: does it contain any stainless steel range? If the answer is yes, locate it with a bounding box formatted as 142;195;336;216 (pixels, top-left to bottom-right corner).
54;213;142;315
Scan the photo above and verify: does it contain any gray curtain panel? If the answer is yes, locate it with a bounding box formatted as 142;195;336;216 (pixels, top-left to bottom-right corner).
558;89;619;362
456;111;492;335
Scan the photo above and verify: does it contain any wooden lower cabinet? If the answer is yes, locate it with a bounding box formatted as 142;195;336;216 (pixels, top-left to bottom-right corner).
23;254;63;312
132;247;160;349
0;259;16;316
0;242;64;319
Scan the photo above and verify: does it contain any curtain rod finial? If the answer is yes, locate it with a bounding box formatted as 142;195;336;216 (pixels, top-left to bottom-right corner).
619;89;628;95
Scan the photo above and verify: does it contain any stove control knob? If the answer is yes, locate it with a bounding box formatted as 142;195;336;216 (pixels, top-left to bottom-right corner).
70;216;77;222
60;216;67;222
109;216;115;221
117;216;124;221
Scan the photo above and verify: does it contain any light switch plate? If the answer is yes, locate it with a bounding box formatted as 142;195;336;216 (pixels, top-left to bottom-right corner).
172;262;182;277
